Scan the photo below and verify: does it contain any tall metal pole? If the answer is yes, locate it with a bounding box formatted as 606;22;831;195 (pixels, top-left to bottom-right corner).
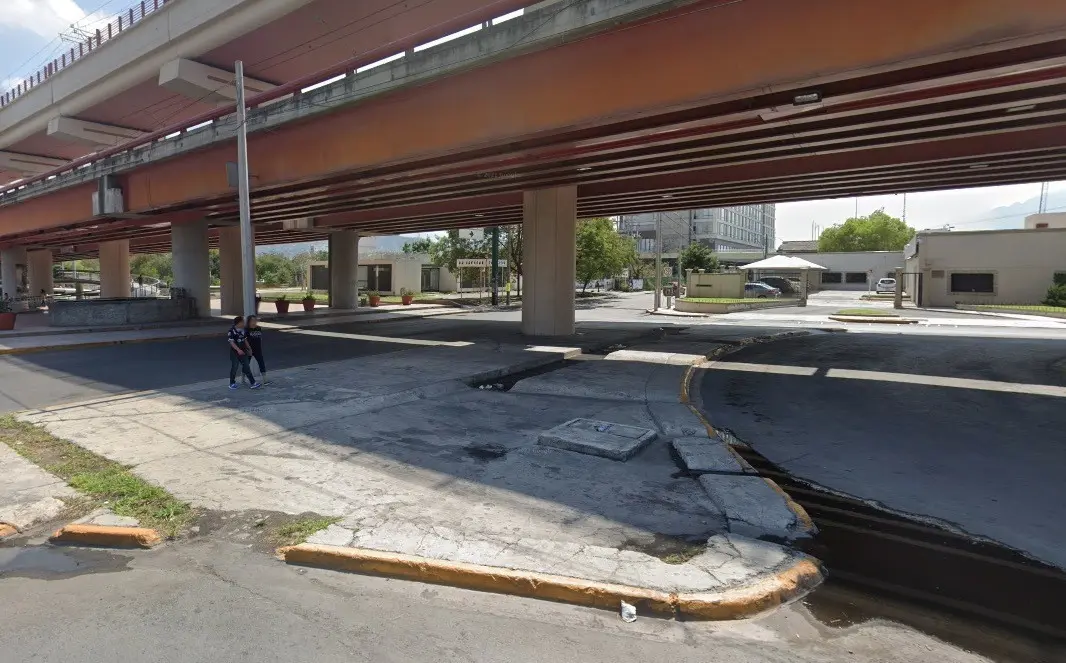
234;61;256;318
653;212;662;311
490;226;499;306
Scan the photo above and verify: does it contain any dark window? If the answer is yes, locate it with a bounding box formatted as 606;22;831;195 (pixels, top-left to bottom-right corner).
821;272;842;284
950;272;994;293
365;264;393;293
310;265;329;291
845;272;867;284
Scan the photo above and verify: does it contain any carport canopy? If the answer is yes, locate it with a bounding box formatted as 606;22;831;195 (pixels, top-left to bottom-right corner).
741;255;828;271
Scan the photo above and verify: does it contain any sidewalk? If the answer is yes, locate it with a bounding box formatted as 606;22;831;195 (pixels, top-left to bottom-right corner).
0;304;460;355
0;442;75;533
15;327;820;618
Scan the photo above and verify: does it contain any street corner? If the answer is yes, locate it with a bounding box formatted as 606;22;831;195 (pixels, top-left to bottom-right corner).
671;436;816;543
50;511;163;549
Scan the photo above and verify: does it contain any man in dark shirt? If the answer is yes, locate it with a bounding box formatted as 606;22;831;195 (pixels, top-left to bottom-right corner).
227;316;260;390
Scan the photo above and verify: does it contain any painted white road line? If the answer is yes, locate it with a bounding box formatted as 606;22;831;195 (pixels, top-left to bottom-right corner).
282;328;472;347
826;368;1066;398
704;361;820;376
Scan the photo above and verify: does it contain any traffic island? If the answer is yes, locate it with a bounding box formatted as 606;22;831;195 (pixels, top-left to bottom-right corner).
828;308;918;324
674;298;799;314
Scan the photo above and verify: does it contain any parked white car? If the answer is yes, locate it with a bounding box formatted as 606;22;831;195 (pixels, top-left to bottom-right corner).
876;277;897;294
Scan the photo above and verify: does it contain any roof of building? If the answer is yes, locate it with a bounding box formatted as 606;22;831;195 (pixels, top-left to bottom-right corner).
777;240;820;253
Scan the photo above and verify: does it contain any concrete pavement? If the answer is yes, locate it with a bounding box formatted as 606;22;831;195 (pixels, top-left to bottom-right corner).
0;526;1004;663
696;331;1066;571
15;327;820;616
0;442;75;532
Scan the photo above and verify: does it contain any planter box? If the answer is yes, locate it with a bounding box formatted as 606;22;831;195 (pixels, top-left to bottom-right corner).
674;299;799;314
0;312;15;331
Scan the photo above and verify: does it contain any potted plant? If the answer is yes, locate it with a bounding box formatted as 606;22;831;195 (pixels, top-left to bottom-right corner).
274;294;290;315
400;287;414;306
0;297;15;331
301;291;316;312
367;291;381;307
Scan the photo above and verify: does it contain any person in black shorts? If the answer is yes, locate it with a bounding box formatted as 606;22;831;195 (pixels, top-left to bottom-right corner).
227;316;260;390
246;315;268;384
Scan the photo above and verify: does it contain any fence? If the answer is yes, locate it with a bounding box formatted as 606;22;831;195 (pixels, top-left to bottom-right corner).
1;0;173;109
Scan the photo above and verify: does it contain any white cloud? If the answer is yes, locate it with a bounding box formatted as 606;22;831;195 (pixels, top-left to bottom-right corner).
0;0;88;39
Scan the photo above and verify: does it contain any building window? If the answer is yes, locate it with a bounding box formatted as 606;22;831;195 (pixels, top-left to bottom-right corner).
845;272;867;284
949;272;994;294
821;272;843;284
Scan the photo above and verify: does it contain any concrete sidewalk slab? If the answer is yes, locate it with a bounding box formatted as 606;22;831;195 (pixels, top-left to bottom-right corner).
538;418;658;460
0;441;75;530
17;329;822;616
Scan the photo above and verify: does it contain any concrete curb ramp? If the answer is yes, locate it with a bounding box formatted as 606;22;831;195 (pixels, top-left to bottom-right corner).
278;544;823;620
827;315;918;324
50;524;163;548
0;522;17;539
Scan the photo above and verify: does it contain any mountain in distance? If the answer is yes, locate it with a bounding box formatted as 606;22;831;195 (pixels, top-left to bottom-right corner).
955;188;1066;231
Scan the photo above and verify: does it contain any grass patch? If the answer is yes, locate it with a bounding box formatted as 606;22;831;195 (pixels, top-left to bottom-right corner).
661;545;705;565
834;308;898;317
0;415;194;537
272;516;341;546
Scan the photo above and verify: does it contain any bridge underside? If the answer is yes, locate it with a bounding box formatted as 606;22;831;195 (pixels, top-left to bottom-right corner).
1;0;1065;259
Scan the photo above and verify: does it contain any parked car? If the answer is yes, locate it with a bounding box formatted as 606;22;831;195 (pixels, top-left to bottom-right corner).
745;282;781;298
756;276;797;295
876;277;897;294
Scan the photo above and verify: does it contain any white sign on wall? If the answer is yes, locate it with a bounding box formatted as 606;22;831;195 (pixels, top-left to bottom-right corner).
456;259;507;268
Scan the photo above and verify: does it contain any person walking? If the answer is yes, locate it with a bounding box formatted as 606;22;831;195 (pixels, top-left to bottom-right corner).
246;315;268;385
227;316;260;390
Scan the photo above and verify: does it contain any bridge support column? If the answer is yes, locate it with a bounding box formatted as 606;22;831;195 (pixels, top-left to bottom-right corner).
171;220;211;316
1;247;27;309
218;226;250;316
521;185;576;336
328;231;360;309
99;240;131;299
27;249;54;296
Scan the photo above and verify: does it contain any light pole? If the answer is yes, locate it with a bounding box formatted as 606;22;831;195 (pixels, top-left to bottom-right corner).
234;61;256;318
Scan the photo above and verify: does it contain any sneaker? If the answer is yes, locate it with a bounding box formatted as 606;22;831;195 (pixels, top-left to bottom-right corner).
228;383;240;390
250;382;262;390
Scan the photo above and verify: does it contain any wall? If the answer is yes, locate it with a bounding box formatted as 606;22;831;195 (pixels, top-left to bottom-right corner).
912;228;1066;307
685;271;744;298
778;251;904;291
50;297;195;326
308;253;455;295
1024;213;1066;229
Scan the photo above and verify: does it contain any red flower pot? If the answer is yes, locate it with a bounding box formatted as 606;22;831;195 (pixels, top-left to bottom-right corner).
275;300;290;314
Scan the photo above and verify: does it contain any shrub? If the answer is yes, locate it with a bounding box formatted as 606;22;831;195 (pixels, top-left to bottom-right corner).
1042;283;1066;307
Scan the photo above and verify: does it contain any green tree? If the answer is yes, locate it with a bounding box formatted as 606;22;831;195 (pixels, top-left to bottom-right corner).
402;237;434;254
420;230;488;272
818;209;915;252
209;250;221;286
255;253;296;287
502;225;523;295
130;253;173;282
678;243;720;274
575;217;634;292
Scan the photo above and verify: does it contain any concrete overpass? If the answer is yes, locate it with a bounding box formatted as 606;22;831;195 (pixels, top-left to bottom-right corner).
1;0;1066;334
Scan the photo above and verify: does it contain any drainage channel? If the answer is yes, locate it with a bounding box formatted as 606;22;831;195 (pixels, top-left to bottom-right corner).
725;436;1066;649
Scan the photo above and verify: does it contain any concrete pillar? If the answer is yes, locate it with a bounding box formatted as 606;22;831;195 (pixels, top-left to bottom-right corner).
99;240;131;298
521;185;576;336
218;226;247;316
329;231;360;309
1;247;27;308
27;249;54;296
171;220;211;316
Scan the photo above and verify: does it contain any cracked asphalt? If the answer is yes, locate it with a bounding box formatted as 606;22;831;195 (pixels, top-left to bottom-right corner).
697;331;1066;570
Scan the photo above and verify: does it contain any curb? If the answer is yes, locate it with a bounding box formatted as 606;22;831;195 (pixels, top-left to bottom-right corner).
680;332;817;538
277;543;822;620
0;522;17;539
49;524;163;548
826;315;918;325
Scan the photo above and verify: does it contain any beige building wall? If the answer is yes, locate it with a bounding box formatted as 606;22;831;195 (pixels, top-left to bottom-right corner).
1024;213;1066;229
911;228;1066;307
686;271;744;298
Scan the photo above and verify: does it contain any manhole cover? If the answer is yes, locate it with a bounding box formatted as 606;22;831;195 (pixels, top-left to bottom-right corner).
538;418;657;461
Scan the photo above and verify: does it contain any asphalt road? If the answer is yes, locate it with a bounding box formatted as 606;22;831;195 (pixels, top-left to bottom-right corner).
0;522;1008;663
697;332;1066;570
0;313;672;413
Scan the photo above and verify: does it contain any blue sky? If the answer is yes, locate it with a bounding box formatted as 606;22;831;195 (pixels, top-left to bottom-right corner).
1;1;1063;241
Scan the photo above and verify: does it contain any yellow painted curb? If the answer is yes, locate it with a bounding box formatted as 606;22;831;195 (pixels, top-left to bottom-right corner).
279;544;823;620
682;352;817;537
0;522;17;538
50;524;163;548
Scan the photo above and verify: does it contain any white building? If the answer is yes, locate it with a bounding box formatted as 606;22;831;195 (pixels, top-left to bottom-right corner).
903;228;1066;307
1024;212;1066;229
776;242;904;291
